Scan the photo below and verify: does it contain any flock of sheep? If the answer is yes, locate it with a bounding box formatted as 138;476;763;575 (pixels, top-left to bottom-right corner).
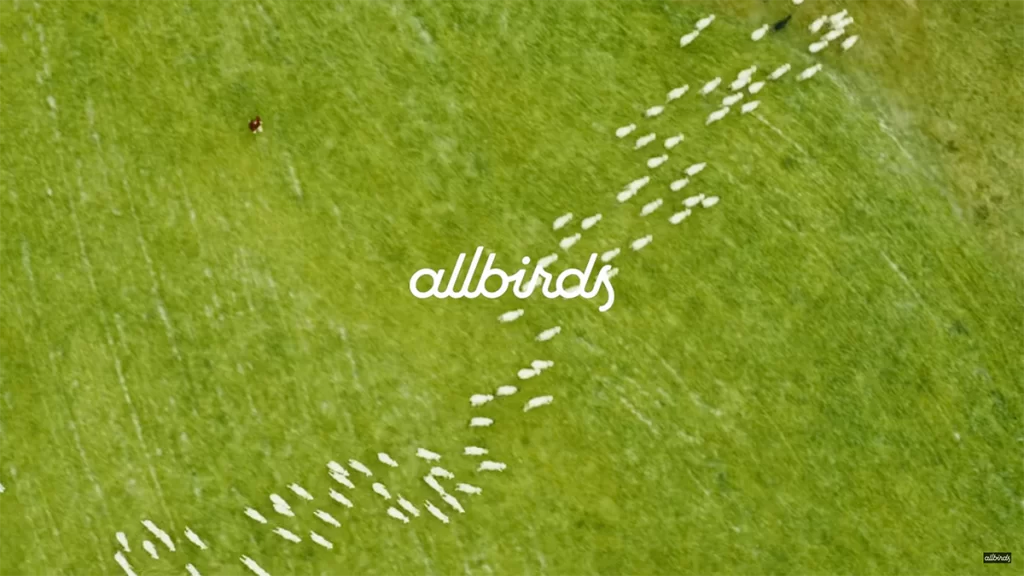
107;5;858;576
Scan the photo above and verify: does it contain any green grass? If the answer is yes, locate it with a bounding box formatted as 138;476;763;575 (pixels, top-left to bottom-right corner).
1;1;1022;575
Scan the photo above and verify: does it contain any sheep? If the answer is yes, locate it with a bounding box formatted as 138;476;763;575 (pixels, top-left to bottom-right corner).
683;194;706;208
498;309;524;323
809;40;828;54
537;253;559;269
617;188;638;203
559;233;581;250
669;209;692;225
478;461;507;472
702;196;721;208
750;24;769;41
722;92;744;107
536;326;561;342
667;85;689;101
631;235;653;251
607;267;619;279
442;492;466;514
273;528;301;544
837;16;855;28
241;556;272;576
679;30;700;48
797;63;823;81
288;483;314;501
842;35;859;51
143;540;160;560
581;213;602;230
829;9;848;24
670;178;690;191
793;0;804;4
398;496;421;517
329;489;354;508
378;452;399;468
615;124;636;138
114;552;136;576
142;520;176;552
470;394;494;407
705;107;730;125
416;448;442;462
823;28;845;42
738;65;757;80
496;385;518;396
270;494;294;517
371;482;391;500
386;507;410;524
348;459;373;477
647;154;669;169
425;501;450;524
741;100;761;114
423;475;447;495
769;63;791;80
470;417;494;428
699;77;722;96
186;564;202;576
695;14;715;30
600;248;620;262
315;510;341;528
552;213;573;230
686;162;707;177
310;532;334;549
430;466;455;480
524;396;554;412
327;461;349;476
464;446;489;456
748;81;765;94
809;15;828;33
244;508;268;524
330;471;355;489
456;483;483;495
116;532;131;552
664;134;684;149
531;359;554;371
644;105;665;118
635;133;657;149
626;175;650;193
641;198;663;216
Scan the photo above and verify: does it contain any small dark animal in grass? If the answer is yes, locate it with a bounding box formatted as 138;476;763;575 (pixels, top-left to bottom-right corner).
773;14;793;31
249;116;263;134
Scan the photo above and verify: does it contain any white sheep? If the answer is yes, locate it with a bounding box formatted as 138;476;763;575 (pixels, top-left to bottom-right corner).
809;40;829;54
729;76;750;92
809;16;828;33
186;563;202;576
378;452;399;468
667;85;689;101
615;124;636;138
647;154;668;169
700;77;722;96
559;233;581;250
626;175;650;192
669;209;692;225
315;510;341;528
329;489;354;508
386;507;410;524
431;466;455;480
425;501;450;524
288;484;314;501
750;24;769;41
837;16;855;28
478;461;507;472
518;367;538;379
524;396;554;412
497;309;524;323
664;134;684;149
116;532;131;552
631;235;653;251
683;194;706;208
702;196;721;208
536;326;561;342
644;105;664;118
143;540;160;560
245;508;268;524
741;100;761;114
695;14;715;30
601;248;620;262
748;81;765;94
141;520;175;552
270;494;294;517
842;35;859;51
582;214;602;230
722;92;744;107
456;483;483;495
372;482;391;500
793;0;804;5
416;448;442;462
327;461;348;476
537;253;559;269
739;65;757;79
670;178;690;192
829;9;849;24
823;28;845;42
769;63;791;80
442;492;466;514
686;162;707;176
114;552;136;576
552;213;573;230
241;556;271;576
310;531;334;549
679;30;700;48
398;495;421;517
464;446;489;456
273;528;301;544
531;359;554;371
635;133;656;149
641;198;663;216
423;475;447;495
706;107;730;125
330;471;355;489
607;268;619;279
798;63;823;81
470;394;494;407
470;417;494;428
496;385;518;396
348;459;373;477
617;188;638;203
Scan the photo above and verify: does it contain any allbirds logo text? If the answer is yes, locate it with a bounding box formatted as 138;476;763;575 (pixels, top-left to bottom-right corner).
409;247;616;311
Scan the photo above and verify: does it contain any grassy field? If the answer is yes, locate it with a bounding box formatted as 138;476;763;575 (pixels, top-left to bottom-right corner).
1;1;1022;575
